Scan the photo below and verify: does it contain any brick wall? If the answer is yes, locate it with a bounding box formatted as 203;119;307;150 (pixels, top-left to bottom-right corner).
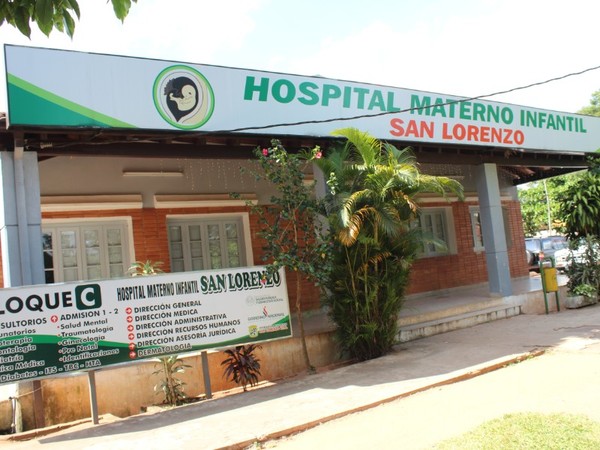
44;206;249;271
407;200;529;295
40;205;322;312
0;200;529;311
247;207;322;312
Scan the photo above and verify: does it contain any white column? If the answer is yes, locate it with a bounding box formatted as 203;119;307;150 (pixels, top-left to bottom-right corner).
0;146;44;287
0;144;46;429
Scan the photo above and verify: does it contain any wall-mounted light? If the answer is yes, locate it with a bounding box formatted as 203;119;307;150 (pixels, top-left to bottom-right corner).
122;171;183;177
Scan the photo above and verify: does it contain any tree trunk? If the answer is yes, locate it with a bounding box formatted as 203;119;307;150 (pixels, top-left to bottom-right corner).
295;274;314;373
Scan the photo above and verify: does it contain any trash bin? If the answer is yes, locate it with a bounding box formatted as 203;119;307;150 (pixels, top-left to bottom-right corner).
542;266;558;292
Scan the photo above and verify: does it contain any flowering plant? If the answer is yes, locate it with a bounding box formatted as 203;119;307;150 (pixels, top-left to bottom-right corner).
235;140;332;372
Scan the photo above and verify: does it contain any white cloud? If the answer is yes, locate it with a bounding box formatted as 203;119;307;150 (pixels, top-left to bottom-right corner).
267;0;600;112
0;0;598;113
0;0;265;60
0;0;266;108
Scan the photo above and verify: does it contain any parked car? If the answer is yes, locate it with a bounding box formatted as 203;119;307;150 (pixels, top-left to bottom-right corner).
554;240;600;271
525;236;568;271
554;247;580;271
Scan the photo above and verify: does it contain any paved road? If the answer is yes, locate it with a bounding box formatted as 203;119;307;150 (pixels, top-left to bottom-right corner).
1;304;600;449
263;340;600;449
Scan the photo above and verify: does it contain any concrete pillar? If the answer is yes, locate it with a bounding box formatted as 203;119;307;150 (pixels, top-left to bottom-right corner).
0;147;45;428
0;147;44;287
475;163;512;296
0;145;45;430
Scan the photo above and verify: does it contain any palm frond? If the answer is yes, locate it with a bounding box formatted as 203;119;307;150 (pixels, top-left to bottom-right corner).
332;127;382;167
321;127;465;361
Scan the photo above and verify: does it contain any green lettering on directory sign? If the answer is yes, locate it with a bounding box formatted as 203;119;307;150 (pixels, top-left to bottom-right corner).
0;267;291;385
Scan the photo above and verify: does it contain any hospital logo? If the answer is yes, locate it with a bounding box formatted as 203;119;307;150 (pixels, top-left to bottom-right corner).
248;325;259;338
153;65;215;129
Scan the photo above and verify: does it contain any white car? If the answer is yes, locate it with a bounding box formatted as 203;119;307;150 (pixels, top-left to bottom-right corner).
554;244;591;271
525;236;568;271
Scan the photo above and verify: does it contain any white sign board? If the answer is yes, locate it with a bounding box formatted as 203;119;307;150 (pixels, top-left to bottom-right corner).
5;45;600;153
0;266;291;385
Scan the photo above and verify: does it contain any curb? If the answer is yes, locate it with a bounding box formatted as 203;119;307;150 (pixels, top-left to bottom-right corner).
219;349;546;450
1;418;93;442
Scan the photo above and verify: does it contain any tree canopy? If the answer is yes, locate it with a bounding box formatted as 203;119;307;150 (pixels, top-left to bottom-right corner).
0;0;137;38
519;88;600;236
559;169;600;239
518;173;583;236
578;89;600;116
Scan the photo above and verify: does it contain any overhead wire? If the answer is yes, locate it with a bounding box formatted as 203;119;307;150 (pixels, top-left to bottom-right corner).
207;63;600;135
30;63;600;150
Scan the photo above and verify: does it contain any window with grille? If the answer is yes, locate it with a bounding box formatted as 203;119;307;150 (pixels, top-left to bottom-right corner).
42;221;130;283
167;216;247;272
469;206;513;251
470;208;485;251
416;210;449;257
411;208;457;258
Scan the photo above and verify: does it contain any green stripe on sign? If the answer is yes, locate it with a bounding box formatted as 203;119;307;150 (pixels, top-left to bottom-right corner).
7;74;136;129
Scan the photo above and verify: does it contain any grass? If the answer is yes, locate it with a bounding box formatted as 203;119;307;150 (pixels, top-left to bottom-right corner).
434;412;600;449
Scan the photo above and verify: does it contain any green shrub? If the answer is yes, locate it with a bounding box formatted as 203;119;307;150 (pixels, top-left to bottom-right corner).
153;355;191;406
316;128;463;361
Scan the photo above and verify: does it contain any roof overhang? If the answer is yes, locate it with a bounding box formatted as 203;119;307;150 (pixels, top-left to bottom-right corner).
2;45;597;185
0;115;590;186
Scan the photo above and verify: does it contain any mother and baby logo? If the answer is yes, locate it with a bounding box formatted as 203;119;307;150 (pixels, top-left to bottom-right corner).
153;65;215;129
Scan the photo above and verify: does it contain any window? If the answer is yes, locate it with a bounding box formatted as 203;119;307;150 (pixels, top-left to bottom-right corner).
470;208;485;251
42;220;131;283
167;216;248;272
470;206;513;251
413;208;456;257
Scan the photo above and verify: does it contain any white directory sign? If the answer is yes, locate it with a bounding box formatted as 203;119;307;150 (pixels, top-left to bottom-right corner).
0;266;291;385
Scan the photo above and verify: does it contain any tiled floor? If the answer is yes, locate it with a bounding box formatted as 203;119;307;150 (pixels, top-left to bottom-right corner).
301;272;569;336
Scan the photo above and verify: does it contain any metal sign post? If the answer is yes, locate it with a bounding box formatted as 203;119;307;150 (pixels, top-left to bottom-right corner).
201;351;212;400
87;371;99;425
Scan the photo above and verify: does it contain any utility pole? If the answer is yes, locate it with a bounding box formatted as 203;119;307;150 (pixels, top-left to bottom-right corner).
543;179;552;233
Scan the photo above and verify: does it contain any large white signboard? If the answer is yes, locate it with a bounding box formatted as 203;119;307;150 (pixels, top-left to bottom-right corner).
0;266;291;385
5;45;600;153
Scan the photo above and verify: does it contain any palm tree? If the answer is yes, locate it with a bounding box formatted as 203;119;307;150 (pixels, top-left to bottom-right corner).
316;128;463;360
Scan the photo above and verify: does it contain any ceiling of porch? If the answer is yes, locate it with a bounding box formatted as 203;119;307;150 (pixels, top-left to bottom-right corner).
0;114;592;186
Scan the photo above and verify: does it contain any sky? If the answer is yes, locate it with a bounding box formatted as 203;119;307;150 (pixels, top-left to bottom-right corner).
0;0;599;114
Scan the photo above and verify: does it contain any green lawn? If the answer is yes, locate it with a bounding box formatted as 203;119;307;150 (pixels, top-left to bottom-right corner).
435;412;600;449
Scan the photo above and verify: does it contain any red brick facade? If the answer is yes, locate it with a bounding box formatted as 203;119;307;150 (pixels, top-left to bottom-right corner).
39;205;322;313
0;200;528;312
408;200;529;294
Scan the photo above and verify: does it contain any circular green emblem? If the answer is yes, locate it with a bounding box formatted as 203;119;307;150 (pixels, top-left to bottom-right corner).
153;65;214;129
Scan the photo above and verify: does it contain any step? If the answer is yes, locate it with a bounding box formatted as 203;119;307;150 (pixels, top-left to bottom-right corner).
397;304;521;343
398;297;509;327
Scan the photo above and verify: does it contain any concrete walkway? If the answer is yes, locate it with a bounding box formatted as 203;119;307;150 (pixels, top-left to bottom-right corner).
2;296;599;450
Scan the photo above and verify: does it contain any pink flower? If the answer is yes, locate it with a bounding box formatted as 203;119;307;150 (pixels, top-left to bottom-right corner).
315;151;322;159
262;148;269;156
